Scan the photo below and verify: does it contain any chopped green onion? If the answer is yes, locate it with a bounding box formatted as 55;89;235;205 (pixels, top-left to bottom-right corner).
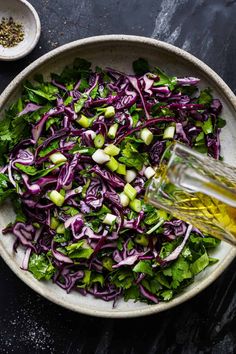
146;219;165;235
49;152;67;165
49;190;65;207
108;123;119;139
103;213;117;225
116;163;126;175
129;198;142;212
106;156;119;172
104;144;120;156
92;149;110;164
56;224;65;234
140;128;153;145
76;114;93;128
119;192;130;207
144;166;156;179
82;179;91;198
134;234;149;247
125;169;137;183
104;106;115;118
94;133;105;148
163;125;175;139
50;216;59;230
124;183;137;201
102;257;114;271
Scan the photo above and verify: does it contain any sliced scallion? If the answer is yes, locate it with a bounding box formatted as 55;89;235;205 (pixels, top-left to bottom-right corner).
104;144;120;156
106;156;119;172
94;133;105;148
49;190;65;207
108;123;119;139
124;183;137;201
140;128;153;145
129;198;142;212
104;106;115;118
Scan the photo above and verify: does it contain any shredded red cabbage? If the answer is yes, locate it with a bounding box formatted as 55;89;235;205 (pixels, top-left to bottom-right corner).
0;58;223;305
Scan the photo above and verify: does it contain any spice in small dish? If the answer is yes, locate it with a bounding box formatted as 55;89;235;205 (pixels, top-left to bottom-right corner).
0;17;24;48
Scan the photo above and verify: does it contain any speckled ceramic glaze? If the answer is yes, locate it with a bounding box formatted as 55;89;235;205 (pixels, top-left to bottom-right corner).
0;35;236;318
0;0;41;61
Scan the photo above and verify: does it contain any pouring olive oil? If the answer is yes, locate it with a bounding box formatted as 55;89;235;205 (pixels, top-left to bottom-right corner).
145;142;236;245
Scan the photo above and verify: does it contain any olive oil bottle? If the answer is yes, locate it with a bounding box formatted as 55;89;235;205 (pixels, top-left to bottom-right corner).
145;143;236;245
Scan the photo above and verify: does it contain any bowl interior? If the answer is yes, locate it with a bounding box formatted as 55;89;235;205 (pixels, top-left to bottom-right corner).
0;36;235;317
0;0;40;60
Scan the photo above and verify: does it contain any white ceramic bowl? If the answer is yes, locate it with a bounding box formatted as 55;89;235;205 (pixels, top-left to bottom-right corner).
0;35;236;318
0;0;41;61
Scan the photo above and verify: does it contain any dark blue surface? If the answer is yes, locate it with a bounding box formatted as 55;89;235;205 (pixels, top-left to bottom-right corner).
1;1;236;353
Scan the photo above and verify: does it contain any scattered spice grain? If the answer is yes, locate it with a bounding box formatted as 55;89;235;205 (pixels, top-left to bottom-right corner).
0;17;24;48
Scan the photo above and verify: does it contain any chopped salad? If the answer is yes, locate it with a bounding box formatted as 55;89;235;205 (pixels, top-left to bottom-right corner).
0;58;225;304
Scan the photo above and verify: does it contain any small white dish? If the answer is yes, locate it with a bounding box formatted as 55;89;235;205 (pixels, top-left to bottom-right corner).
0;0;41;61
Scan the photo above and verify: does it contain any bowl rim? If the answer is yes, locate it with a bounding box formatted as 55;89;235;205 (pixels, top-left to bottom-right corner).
0;34;236;318
0;0;41;61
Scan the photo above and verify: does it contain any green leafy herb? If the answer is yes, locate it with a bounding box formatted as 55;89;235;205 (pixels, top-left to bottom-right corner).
29;254;55;280
190;251;209;275
110;269;134;289
202;118;213;135
38;140;59;157
90;273;105;286
133;260;153;276
119;142;149;170
14;163;38;175
74;94;88;113
66;240;94;259
153;67;177;90
160;290;173;301
163;256;192;289
62;206;80;216
0;179;15;203
132;58;150;76
53;229;71;243
197;88;212;105
216;117;226;129
14;162;65;179
124;286;140;301
25;83;59;102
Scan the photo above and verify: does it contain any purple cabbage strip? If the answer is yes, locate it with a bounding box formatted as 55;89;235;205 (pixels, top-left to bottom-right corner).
162;224;193;262
18;103;42;117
